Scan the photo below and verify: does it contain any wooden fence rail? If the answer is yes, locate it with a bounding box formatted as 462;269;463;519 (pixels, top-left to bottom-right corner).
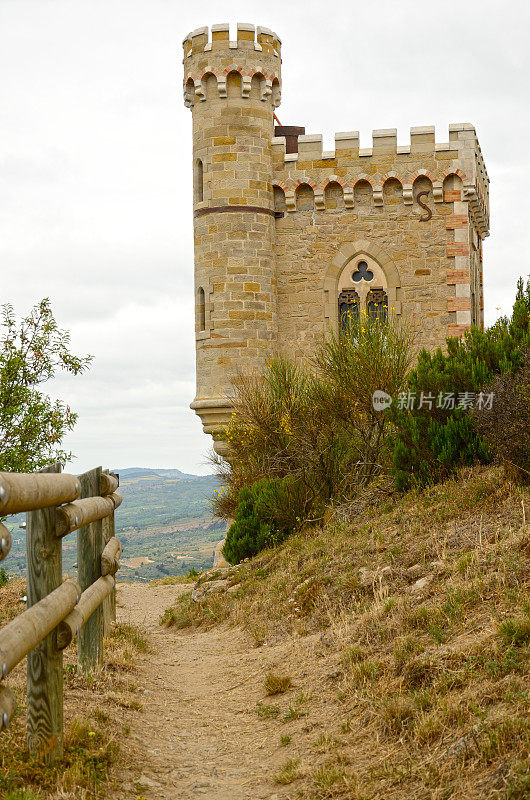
0;464;121;762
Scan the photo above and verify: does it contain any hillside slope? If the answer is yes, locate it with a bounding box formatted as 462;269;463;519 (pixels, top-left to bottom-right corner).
115;467;221;531
158;465;530;799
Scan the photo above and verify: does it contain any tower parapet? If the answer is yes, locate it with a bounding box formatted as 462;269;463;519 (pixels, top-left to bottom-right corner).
183;24;282;453
183;24;281;110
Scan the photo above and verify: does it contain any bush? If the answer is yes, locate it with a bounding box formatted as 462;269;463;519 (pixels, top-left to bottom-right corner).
313;312;413;487
222;477;305;564
0;567;9;588
213;314;413;524
392;278;530;491
474;352;530;483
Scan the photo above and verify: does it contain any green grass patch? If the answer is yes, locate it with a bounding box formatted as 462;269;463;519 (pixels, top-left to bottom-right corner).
274;758;301;785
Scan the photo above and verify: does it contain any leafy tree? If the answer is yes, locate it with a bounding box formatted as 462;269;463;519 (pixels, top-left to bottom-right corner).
0;299;92;472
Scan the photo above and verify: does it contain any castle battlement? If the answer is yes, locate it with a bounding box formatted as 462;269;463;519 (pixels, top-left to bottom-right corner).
271;124;489;237
183;24;281;58
182;23;282;110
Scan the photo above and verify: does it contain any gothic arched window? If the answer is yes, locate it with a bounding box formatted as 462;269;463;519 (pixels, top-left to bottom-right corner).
338;289;360;331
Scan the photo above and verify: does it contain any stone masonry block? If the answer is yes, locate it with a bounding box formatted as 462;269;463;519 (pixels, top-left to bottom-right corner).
446;215;468;229
446;242;469;257
447;297;471;311
446;270;471;284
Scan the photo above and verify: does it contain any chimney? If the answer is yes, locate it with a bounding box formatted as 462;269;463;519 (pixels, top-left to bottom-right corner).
274;125;305;154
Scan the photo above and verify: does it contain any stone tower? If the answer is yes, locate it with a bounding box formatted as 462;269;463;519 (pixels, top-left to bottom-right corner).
182;24;282;454
182;24;490;454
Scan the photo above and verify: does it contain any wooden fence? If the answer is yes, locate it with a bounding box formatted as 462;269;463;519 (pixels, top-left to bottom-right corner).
0;464;122;761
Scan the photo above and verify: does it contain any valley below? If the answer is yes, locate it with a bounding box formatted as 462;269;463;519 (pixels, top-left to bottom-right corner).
3;466;226;582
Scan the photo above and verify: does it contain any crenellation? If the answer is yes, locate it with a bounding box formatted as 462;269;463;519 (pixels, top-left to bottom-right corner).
297;134;323;159
373;129;397;152
183;23;281;59
269;126;483;180
335;131;360;151
190;27;208;54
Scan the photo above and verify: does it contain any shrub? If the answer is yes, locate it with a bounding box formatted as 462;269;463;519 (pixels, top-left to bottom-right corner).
498;616;530;646
392;278;530;491
265;674;293;695
213;356;335;522
222;476;304;564
474;352;530;483
160;593;196;629
213;314;413;525
0;567;9;588
274;758;301;785
313;312;414;488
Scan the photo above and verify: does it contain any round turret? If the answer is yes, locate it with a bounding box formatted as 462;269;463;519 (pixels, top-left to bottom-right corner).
182;23;282;454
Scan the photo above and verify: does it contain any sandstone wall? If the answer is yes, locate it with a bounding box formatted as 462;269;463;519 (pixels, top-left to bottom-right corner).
183;24;281;443
271;125;489;359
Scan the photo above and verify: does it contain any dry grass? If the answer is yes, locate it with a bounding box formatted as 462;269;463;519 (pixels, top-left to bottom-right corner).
0;590;149;799
264;674;293;695
160;589;231;630
164;465;530;799
0;577;26;626
149;572;198;587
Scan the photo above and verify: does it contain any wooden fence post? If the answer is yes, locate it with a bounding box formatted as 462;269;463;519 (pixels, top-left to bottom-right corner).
26;462;64;762
77;467;103;675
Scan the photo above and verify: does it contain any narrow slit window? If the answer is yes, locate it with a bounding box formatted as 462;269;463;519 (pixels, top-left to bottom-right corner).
197;287;205;331
195;159;204;203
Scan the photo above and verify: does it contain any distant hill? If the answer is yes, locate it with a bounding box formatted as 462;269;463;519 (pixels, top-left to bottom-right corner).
117;467;192;479
114;468;221;532
111;467;226;580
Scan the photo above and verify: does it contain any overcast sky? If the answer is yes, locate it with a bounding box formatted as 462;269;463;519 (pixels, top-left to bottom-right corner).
1;0;528;475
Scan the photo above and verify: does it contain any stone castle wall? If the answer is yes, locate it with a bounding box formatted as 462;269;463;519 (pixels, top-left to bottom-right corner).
182;24;490;449
271;125;489;357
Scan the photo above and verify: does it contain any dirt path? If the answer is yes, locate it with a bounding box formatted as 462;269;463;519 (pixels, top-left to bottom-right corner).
113;583;301;799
